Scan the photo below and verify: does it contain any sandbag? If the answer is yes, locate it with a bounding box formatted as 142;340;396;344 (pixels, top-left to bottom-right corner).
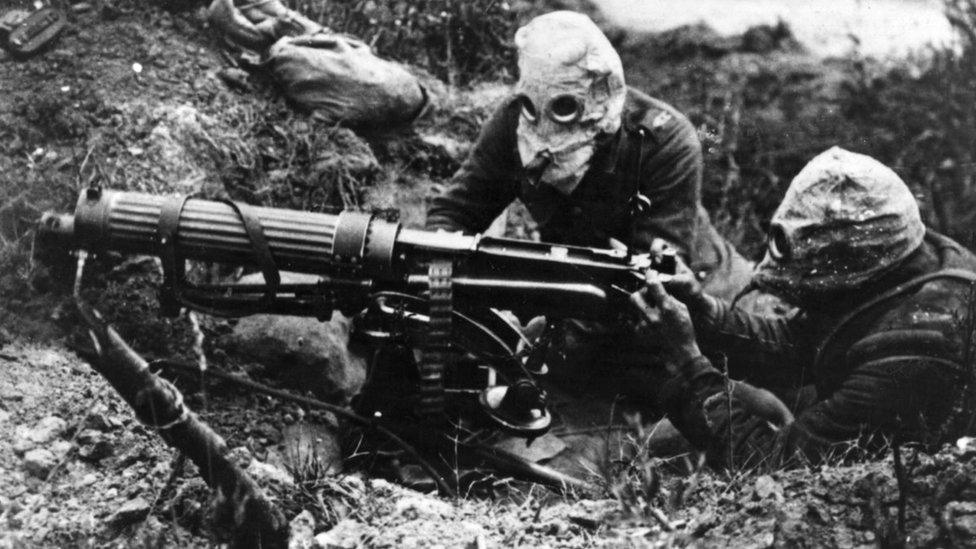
266;33;428;128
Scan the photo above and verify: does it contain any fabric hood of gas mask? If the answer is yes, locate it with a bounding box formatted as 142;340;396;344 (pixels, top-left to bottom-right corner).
514;11;626;194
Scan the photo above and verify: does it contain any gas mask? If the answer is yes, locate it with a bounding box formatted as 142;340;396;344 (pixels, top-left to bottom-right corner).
753;147;926;305
513;11;626;195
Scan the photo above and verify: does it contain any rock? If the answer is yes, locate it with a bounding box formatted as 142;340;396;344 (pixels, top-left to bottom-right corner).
246;459;295;487
314;519;361;549
393;496;452;520
692;511;719;537
78;436;114;461
945;501;976;546
84;412;121;432
110;497;151;527
753;475;783;502
12;438;34;456
956;436;976;458
368;478;397;496
252;422;283;444
22;449;57;478
222;277;366;401
283;422;342;479
21;416;67;446
226;446;254;468
339;474;366;494
288;510;316;549
50;440;72;459
77;429;101;445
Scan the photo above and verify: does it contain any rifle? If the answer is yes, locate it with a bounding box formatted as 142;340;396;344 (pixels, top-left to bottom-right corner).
38;187;674;440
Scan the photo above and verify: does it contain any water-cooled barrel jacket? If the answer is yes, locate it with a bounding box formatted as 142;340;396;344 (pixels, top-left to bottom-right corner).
425;88;729;272
663;231;976;470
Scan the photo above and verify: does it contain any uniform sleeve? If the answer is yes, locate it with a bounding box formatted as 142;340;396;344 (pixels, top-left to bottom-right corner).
692;295;806;386
424;101;521;233
630;113;702;257
662;329;963;471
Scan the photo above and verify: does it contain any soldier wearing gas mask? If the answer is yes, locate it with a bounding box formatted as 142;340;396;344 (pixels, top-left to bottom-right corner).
426;11;756;400
427;11;749;297
632;147;976;469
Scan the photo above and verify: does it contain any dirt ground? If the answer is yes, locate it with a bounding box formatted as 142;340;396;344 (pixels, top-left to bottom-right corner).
5;335;976;547
3;0;976;547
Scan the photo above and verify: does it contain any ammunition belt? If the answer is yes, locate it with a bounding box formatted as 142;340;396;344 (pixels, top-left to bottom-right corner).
418;259;453;417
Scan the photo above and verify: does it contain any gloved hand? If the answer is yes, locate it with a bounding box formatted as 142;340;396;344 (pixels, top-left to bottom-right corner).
650;238;710;315
208;0;322;51
629;267;703;375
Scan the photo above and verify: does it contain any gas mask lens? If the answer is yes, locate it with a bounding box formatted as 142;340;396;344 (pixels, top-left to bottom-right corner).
548;94;582;124
768;224;792;262
518;95;538;123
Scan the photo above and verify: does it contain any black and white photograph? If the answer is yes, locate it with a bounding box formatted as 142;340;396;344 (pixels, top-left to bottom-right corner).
1;0;976;546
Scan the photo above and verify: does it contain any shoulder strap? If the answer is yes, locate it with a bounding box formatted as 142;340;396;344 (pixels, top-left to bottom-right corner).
627;127;651;218
813;268;976;371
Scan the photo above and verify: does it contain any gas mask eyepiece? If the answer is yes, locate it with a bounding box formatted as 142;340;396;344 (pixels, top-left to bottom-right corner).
518;95;538;124
548;94;583;124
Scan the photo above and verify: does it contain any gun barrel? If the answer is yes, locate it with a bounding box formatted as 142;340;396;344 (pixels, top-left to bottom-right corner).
40;188;418;278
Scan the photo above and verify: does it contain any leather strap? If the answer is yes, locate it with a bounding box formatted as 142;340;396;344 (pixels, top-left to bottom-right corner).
628;127;651;218
158;195;191;317
220;199;280;309
157;195;281;316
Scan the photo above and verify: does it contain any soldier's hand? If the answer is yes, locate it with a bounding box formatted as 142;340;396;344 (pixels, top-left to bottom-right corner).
650;238;707;314
629;268;703;375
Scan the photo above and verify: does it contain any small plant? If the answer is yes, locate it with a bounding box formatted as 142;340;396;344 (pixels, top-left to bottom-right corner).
599;413;683;532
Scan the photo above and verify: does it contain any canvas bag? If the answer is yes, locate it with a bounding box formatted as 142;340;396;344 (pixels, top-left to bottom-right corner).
208;0;428;128
265;33;428;127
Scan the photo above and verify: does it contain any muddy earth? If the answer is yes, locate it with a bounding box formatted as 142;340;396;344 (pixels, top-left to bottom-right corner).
3;0;976;547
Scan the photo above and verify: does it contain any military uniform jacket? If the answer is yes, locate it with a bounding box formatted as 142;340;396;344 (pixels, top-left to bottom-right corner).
426;88;722;266
664;231;976;469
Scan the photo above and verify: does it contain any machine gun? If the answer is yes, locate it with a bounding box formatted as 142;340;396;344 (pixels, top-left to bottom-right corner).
38;187;675;443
